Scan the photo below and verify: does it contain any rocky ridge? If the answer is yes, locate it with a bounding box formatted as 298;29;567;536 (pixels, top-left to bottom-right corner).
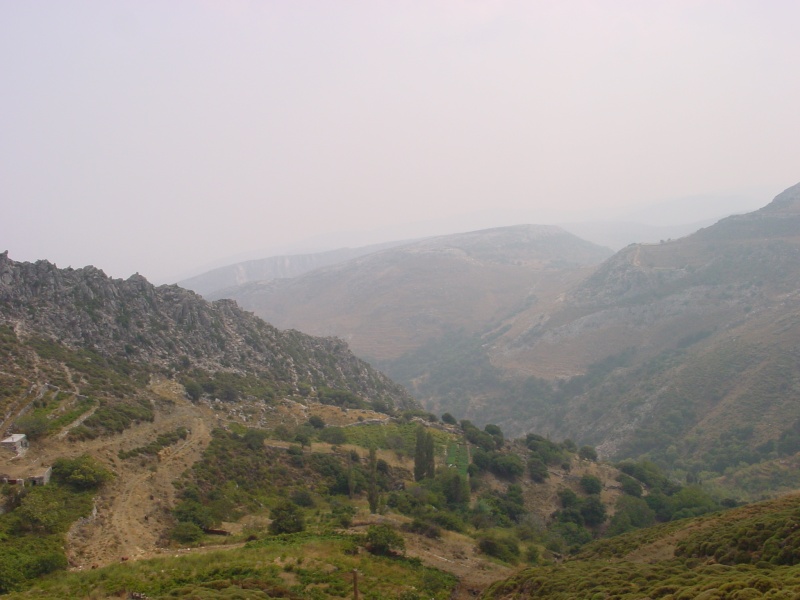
0;252;416;410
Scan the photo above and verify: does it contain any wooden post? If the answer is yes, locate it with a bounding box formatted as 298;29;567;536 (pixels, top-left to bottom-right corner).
352;569;359;600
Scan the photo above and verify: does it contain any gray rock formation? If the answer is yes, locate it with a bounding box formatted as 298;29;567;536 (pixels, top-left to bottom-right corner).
0;252;416;410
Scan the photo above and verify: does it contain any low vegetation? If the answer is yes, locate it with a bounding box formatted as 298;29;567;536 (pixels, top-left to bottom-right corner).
118;426;189;459
485;494;800;600
5;532;457;600
0;456;112;593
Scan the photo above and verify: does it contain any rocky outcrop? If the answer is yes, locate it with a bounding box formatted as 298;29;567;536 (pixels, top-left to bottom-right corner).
0;252;416;410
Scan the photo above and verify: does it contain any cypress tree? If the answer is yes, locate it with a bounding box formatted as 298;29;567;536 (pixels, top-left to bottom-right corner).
414;427;436;481
424;431;435;479
368;446;379;513
414;427;427;481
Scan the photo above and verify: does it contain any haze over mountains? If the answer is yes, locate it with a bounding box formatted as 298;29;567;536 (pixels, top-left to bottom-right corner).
178;197;758;294
492;183;800;467
5;1;800;594
197;183;800;492
178;240;413;298
205;225;612;361
3;185;800;598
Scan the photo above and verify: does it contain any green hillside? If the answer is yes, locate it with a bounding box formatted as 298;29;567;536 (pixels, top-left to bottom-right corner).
484;494;800;600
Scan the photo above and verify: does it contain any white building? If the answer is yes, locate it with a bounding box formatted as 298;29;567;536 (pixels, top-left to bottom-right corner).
1;434;29;455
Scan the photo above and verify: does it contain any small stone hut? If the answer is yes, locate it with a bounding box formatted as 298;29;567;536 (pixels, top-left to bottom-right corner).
27;466;52;486
1;434;28;455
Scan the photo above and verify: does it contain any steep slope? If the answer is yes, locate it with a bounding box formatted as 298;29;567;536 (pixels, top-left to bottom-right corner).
0;252;418;574
209;225;612;362
501;182;800;375
480;183;800;474
0;252;416;414
185;181;800;493
484;493;800;600
179;240;412;297
201;191;800;487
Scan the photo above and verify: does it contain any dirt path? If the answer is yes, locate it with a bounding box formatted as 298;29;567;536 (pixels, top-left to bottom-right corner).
9;383;519;594
407;533;514;599
61;379;214;569
351;512;514;600
100;415;210;562
632;245;642;267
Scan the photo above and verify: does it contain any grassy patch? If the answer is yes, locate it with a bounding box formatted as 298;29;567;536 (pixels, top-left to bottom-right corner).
45;396;96;433
446;442;470;476
484;559;800;600
6;532;457;600
342;422;452;457
68;396;154;440
118;427;189;460
0;484;96;593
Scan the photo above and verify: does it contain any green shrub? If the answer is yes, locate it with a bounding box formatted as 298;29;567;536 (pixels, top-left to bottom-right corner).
477;532;520;564
269;501;305;535
580;475;602;495
171;522;204;543
580;496;607;527
549;521;592;553
558;488;580;508
608;496;656;536
618;474;643;497
14;414;48;439
290;489;315;507
317;387;366;409
319;427;347;445
365;524;405;556
184;380;203;401
431;511;466;532
489;453;525;479
403;518;442;539
528;457;549;482
173;499;217;529
307;415;325;429
52;455;113;491
330;500;356;528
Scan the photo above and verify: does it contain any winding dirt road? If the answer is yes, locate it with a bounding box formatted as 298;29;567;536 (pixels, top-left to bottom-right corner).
43;378;215;568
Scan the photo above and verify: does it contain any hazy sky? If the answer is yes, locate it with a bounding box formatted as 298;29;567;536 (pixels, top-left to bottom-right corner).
2;1;799;283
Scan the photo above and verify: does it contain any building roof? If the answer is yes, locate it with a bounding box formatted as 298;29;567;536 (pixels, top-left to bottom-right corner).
2;434;27;443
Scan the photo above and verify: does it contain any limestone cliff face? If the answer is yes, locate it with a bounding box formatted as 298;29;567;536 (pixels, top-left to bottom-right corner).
0;252;416;409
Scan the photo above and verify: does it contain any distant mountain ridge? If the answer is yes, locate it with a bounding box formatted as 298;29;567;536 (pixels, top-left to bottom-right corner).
198;182;800;493
503;182;800;373
208;224;613;361
473;183;800;478
179;240;414;296
0;251;416;411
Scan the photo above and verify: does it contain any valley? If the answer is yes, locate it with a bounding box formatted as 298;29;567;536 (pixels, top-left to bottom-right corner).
204;184;800;487
1;184;800;598
6;1;799;596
